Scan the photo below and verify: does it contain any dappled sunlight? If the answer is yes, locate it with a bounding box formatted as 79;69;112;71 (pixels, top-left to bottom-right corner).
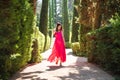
10;49;114;80
55;62;114;80
82;66;90;70
41;48;88;66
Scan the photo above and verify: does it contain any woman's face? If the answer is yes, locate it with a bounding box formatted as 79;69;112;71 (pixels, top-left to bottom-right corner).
58;25;62;31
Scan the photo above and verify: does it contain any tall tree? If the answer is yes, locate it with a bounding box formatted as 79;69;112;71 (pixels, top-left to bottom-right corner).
39;0;49;50
92;0;102;29
62;0;70;42
54;0;57;23
48;0;57;39
88;0;103;29
48;0;52;37
88;0;120;29
0;0;35;79
52;0;56;28
29;0;37;14
79;0;92;54
71;0;79;42
78;0;120;55
101;0;120;26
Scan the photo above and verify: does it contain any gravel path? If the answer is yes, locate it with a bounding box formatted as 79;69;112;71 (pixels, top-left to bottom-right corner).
10;49;115;80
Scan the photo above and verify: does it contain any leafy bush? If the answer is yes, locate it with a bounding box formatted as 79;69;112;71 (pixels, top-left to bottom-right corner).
71;42;80;55
65;42;71;48
71;42;87;56
87;14;120;73
0;0;41;79
44;35;51;50
30;26;45;63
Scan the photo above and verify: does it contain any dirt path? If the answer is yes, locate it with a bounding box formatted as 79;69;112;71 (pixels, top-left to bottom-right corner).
10;49;114;80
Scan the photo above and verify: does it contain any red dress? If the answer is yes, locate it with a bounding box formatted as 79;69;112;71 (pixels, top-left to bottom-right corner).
48;31;66;63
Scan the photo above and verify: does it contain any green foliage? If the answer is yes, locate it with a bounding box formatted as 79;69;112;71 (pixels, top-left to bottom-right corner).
0;0;37;79
71;0;79;42
34;27;45;52
87;14;120;73
71;42;80;56
65;42;71;48
39;0;48;35
0;55;11;80
30;26;45;63
62;0;70;42
114;75;120;80
39;0;49;51
71;42;86;56
44;35;51;50
29;21;50;63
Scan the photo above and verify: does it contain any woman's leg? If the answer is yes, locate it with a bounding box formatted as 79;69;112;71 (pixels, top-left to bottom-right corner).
60;61;62;66
55;58;59;64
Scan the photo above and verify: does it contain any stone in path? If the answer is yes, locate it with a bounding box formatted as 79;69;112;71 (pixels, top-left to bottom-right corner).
10;49;114;80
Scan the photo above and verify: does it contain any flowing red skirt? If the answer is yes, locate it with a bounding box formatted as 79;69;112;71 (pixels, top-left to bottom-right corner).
48;32;66;63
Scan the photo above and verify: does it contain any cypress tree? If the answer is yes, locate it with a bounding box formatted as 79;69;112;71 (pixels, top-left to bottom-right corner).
39;0;49;50
71;0;80;42
62;0;70;42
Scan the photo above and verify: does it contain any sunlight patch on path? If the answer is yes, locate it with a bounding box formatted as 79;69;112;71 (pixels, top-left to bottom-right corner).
10;49;114;80
41;49;87;66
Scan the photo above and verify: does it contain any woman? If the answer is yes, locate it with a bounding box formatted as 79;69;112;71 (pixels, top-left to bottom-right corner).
48;23;66;66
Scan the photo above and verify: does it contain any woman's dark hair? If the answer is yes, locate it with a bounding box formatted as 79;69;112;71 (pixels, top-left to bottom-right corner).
56;23;62;32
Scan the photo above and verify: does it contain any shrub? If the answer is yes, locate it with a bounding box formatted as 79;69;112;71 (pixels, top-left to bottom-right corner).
0;0;37;79
30;26;45;63
65;42;71;48
87;14;120;73
44;35;51;50
71;42;87;57
71;42;80;54
71;42;80;56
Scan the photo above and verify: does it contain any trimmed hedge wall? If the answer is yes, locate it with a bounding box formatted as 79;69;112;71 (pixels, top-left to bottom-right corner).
65;42;71;48
0;1;34;79
71;42;87;57
44;35;51;50
30;26;45;63
87;14;120;73
0;0;46;79
71;42;80;56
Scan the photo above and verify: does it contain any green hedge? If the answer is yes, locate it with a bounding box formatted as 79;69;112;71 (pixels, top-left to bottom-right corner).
71;42;80;56
71;42;87;56
87;14;120;73
44;35;51;50
65;42;71;48
0;0;43;79
30;25;45;63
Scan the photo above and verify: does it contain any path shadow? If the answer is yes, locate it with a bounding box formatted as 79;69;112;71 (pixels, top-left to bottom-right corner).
10;70;43;80
67;52;73;55
21;71;43;75
21;70;43;79
22;74;38;79
56;63;114;80
46;65;65;71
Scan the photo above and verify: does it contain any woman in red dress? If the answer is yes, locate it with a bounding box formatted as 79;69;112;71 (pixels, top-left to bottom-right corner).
48;23;66;66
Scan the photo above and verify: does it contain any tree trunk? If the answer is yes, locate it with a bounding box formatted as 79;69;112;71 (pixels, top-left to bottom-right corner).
79;0;92;54
48;0;52;37
92;0;102;29
39;0;49;50
29;0;36;14
54;0;57;23
62;0;70;42
71;0;80;42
